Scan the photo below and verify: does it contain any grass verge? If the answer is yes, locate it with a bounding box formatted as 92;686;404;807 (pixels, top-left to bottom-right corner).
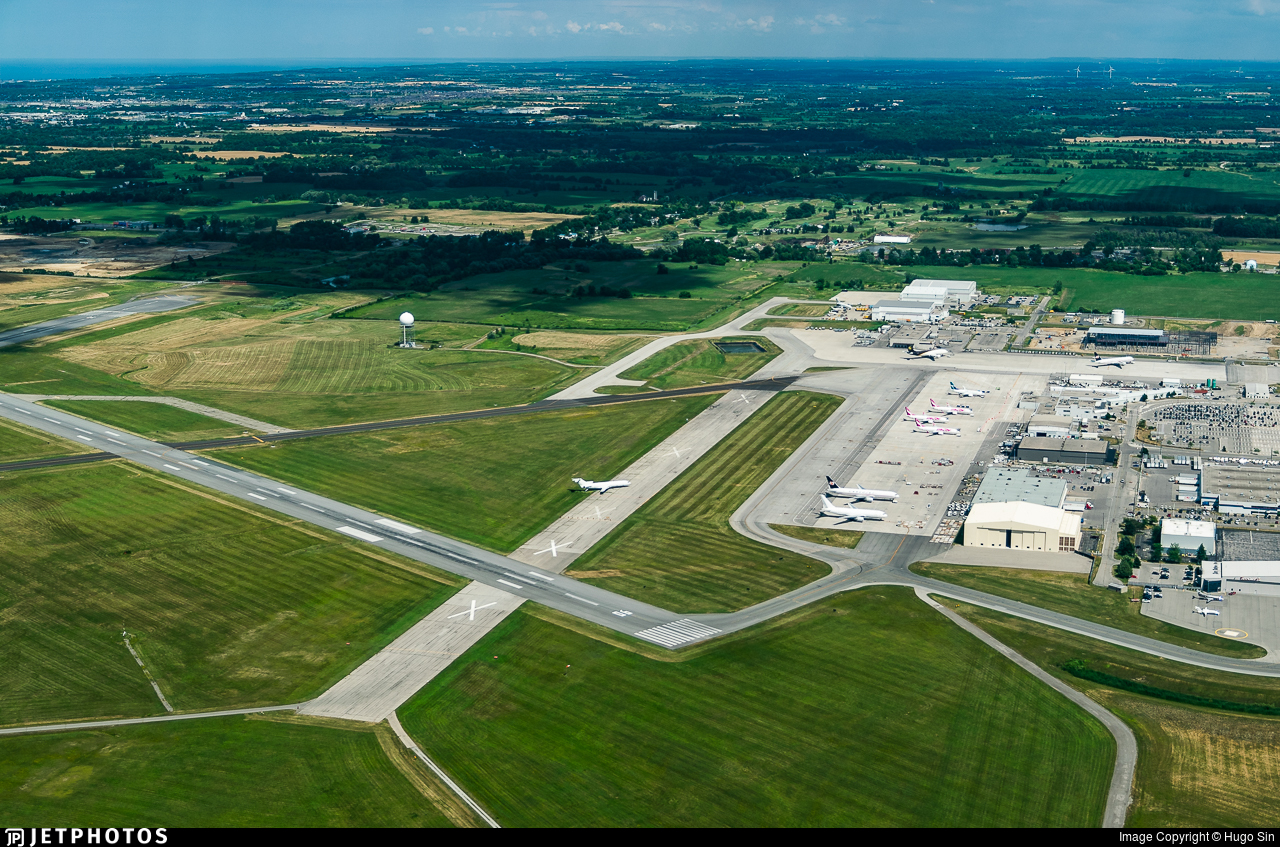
398;586;1114;827
912;562;1265;659
570;391;840;612
44;400;245;442
210;394;718;553
768;523;864;549
0;463;462;726
0;418;92;462
940;597;1280;827
0;716;455;827
616;336;780;390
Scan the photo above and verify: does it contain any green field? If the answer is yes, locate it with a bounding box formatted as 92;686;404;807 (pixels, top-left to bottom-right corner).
45;400;245;441
913;564;1265;658
339;260;785;331
617;336;780;390
571;391;840;612
209;395;717;553
943;598;1280;827
0;276;175;334
51;315;583;428
1061;167;1280;209
0;463;461;727
769;523;865;549
0;418;93;462
0;716;455;827
398;586;1114;827
0;349;158;396
907;265;1280;320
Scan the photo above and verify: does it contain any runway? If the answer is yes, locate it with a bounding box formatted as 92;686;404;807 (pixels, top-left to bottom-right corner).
0;294;199;348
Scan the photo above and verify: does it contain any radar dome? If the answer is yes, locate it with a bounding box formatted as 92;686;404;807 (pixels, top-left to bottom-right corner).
399;312;415;327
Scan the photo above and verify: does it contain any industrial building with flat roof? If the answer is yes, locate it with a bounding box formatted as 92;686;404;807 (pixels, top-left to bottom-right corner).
1016;436;1115;465
871;299;948;323
1085;326;1216;356
1160;518;1216;557
963;501;1083;553
1028;414;1076;437
1200;463;1280;515
973;468;1068;508
901;278;977;305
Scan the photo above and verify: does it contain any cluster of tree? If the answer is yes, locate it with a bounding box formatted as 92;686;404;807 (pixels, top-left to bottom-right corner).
8;215;74;235
873;241;1221;275
716;206;769;227
1034;193;1280;216
572;283;632;299
1061;660;1280;716
1212;215;1280;239
242;220;379;251
784;202;817;220
1119;215;1210;229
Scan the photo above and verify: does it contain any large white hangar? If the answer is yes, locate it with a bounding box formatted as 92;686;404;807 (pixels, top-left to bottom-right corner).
964;502;1083;553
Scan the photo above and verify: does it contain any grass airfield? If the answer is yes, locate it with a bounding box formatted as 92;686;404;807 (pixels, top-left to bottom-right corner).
398;587;1113;827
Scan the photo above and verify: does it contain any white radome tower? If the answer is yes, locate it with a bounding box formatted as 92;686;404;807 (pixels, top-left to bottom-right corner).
398;312;416;347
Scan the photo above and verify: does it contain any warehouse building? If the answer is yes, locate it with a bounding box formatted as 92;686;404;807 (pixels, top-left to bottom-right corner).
901;278;977;305
973;468;1068;508
1016;436;1115;465
1027;415;1076;437
963;501;1083;553
1160;518;1216;558
870;299;948;323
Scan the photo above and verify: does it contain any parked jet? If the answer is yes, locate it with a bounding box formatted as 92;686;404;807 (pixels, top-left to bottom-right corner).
1194;605;1221;617
1090;354;1134;368
904;406;947;424
930;399;974;416
826;476;899;502
572;477;631;494
914;424;962;436
819;495;887;523
949;381;988;398
910;347;950;360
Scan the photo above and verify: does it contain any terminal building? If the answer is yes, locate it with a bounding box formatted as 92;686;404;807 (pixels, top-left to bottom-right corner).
963;468;1083;553
1160;518;1216;558
1016;436;1115;465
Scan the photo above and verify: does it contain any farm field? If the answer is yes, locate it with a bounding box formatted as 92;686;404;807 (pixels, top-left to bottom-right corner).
339;260;787;331
943;599;1280;827
364;207;580;234
0;417;94;461
50;315;581;428
0;463;461;727
207;394;717;552
570;391;841;612
398;586;1114;827
912;564;1264;658
0;716;456;827
44;400;245;441
617;336;780;390
908;265;1280;320
1059;168;1280;209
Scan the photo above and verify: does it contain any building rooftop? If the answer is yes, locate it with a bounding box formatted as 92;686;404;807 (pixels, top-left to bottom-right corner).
1202;464;1280;505
966;500;1081;535
1160;518;1215;539
973;468;1068;509
1086;326;1166;338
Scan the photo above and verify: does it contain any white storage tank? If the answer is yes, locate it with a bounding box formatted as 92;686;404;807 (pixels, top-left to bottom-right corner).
1110;309;1125;325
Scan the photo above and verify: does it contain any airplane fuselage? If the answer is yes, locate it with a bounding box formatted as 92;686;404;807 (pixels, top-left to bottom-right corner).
915;425;962;436
930;400;973;416
572;477;631;494
819;496;887;523
826;478;899;502
1090;356;1134;368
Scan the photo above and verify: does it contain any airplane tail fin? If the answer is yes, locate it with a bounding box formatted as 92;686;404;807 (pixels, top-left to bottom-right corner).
826;476;837;488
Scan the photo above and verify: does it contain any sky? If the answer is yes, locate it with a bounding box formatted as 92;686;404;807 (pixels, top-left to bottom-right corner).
4;0;1280;65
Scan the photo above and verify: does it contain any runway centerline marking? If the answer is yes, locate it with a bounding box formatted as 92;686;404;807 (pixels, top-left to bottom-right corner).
496;579;524;590
565;593;599;606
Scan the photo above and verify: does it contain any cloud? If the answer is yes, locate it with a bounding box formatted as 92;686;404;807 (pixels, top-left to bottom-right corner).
417;27;434;35
566;19;582;32
598;20;624;31
1246;0;1280;13
648;21;668;30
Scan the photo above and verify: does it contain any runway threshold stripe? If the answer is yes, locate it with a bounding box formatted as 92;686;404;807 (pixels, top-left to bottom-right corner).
565;593;598;606
496;579;524;590
336;526;383;543
375;518;421;534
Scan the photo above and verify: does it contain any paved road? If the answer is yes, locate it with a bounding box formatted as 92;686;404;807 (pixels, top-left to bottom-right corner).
0;295;199;348
0;704;301;737
916;589;1135;828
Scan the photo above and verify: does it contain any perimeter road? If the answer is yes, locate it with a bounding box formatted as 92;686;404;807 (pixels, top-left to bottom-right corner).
0;705;301;737
916;588;1135;829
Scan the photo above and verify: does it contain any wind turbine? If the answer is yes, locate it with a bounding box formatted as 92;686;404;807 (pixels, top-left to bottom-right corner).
1108;65;1115;79
1075;66;1081;79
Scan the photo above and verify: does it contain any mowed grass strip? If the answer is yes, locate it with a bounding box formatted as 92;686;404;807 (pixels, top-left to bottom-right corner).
0;717;454;827
913;563;1265;658
0;418;93;462
570;391;840;612
941;599;1280;828
0;463;461;726
44;400;245;442
399;587;1114;827
618;336;780;390
211;394;718;553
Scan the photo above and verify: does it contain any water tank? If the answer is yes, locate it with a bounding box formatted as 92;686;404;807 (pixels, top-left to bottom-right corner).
399;312;415;327
1110;309;1125;325
1246;259;1258;270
